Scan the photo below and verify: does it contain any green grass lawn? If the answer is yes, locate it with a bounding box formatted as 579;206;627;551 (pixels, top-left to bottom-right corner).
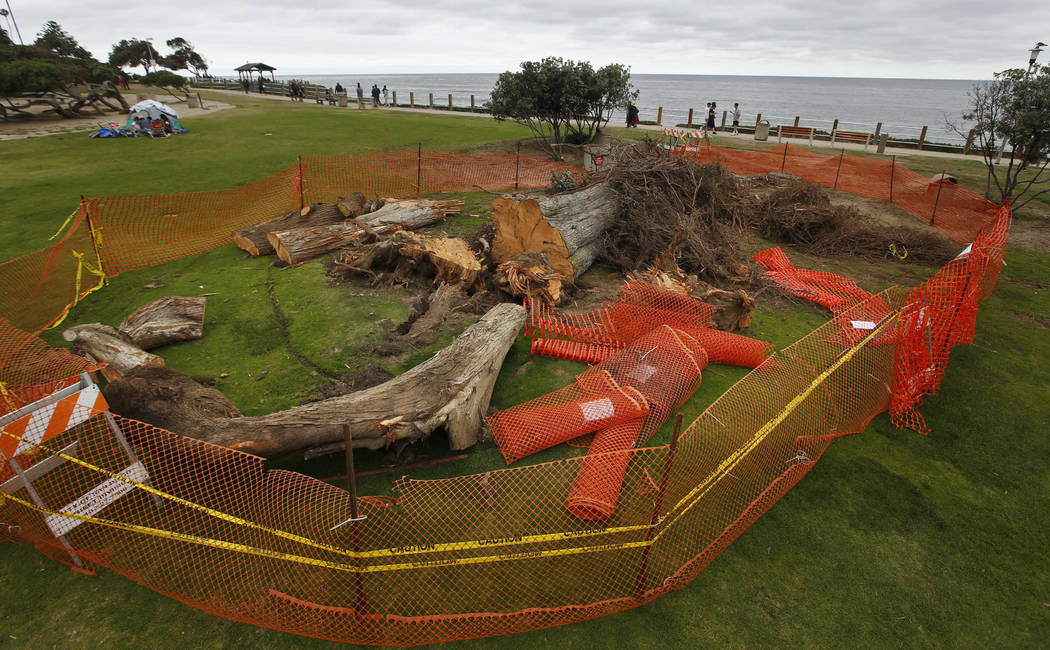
1;97;1049;647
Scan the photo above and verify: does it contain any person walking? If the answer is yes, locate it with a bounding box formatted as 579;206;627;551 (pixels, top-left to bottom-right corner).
257;76;265;94
731;103;741;135
382;85;389;105
708;102;717;133
626;103;639;128
356;82;364;108
371;84;380;107
242;78;250;94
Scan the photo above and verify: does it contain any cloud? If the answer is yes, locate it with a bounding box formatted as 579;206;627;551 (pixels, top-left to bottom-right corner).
10;0;1050;78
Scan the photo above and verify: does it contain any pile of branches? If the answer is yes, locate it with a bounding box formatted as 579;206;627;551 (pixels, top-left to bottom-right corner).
748;182;957;264
595;139;957;284
597;139;756;284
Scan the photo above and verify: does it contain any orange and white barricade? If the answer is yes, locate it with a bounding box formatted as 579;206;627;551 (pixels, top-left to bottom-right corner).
0;373;157;570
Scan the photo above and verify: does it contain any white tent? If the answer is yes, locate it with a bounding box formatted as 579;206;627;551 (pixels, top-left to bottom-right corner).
127;99;179;121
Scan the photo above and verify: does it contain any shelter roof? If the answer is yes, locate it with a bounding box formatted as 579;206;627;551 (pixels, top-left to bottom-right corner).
234;62;277;72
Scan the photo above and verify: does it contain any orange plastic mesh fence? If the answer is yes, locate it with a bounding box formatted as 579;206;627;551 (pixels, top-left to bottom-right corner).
0;285;922;645
890;203;1011;433
677;142;1000;244
0;152;579;411
0;149;1012;645
84;152;578;278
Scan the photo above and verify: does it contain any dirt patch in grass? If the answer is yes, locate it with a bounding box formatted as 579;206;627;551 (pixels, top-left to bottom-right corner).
1010;310;1050;329
1006;217;1050;253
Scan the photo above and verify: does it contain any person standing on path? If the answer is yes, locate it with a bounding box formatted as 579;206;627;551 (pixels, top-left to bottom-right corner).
258;76;265;94
626;103;639;128
382;85;389;105
731;103;741;135
356;83;364;108
371;84;380;107
708;102;717;133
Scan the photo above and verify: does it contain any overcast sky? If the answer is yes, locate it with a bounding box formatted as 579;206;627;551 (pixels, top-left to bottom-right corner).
7;0;1050;79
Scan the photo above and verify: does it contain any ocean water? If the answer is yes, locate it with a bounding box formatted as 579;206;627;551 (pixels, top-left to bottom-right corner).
275;73;979;144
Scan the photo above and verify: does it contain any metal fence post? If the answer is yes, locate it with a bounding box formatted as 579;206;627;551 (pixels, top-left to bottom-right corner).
889;155;896;202
781;143;789;171
634;413;684;600
297;156;305;209
514;141;521;190
833;149;845;189
931;170;945;226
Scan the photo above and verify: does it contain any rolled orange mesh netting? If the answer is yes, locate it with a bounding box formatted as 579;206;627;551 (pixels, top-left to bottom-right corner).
566;418;646;520
566;326;711;520
487;370;650;463
525;288;773;368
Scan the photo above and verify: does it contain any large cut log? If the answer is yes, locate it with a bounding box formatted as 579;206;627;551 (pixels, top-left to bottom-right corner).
269;198;463;265
491;183;618;279
103;303;526;457
231;193;374;256
63;323;164;381
119;296;206;349
391;231;482;288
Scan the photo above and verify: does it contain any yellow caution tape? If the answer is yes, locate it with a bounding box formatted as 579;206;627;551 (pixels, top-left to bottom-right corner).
45;251;107;331
654;311;899;539
0;308;900;572
3;488;650;574
0;425;648;561
47;210;80;241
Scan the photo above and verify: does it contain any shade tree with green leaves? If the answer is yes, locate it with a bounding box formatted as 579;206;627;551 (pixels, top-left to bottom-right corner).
489;57;637;160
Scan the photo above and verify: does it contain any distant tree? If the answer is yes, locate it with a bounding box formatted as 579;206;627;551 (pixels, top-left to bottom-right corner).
141;70;186;89
162;37;208;77
34;21;91;59
108;38;161;74
0;42;116;95
489;57;637;159
949;65;1050;209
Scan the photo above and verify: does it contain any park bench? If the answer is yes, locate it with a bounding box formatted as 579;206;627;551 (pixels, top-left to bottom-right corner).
830;129;873;150
777;124;816;144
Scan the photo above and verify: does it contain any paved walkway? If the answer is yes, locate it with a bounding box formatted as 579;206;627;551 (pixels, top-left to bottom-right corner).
201;87;985;163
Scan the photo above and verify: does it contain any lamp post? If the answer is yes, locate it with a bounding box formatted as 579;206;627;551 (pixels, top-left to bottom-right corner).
145;37;157;74
2;1;22;45
1029;42;1047;72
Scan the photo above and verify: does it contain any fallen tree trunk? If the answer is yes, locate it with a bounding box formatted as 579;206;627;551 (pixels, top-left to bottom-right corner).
269;198;463;265
329;231;482;289
119;296;206;349
103;302;525;458
231;193;375;256
63;323;164;381
491;183;618;280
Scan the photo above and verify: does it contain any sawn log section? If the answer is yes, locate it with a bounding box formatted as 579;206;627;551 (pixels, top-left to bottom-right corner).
268;198;463;265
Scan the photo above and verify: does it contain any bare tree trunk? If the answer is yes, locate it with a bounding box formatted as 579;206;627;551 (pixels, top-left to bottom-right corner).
103;303;525;457
491;184;618;280
269;198;462;265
